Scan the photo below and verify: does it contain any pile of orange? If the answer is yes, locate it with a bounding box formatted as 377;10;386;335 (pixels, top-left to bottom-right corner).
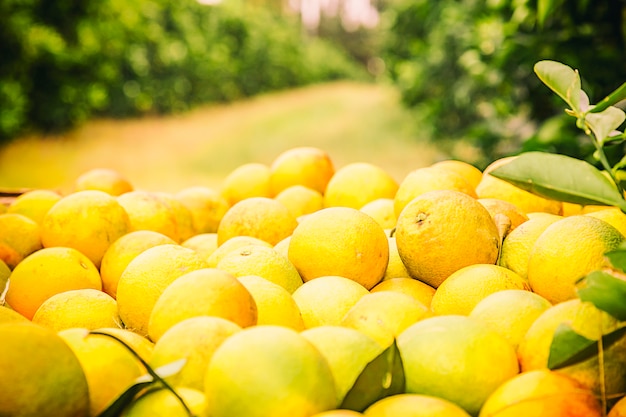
1;147;625;417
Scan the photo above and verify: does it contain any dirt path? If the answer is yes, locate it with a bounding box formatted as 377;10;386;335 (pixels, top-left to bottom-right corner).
0;81;446;194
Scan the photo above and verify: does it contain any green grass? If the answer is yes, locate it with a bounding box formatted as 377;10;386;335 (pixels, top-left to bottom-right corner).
0;81;448;194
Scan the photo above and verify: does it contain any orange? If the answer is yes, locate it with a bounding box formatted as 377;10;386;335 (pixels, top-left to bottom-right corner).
0;213;42;269
518;298;626;399
477;198;529;232
360;198;397;230
41;189;130;268
203;325;338;417
217;197;298;246
207;235;273;267
116;190;181;242
478;369;602;417
269;146;335;196
381;235;411;280
176;186;230;234
274;185;324;219
323;162;398;209
149;316;242;391
586;207;626;237
5;247;102;320
430;264;530;316
0;323;90;417
147;267;256;342
7;189;62;224
527;215;624;303
370;277;435;308
181;232;219;260
122;386;206;417
394;166;477;218
397;315;519;416
74;168;133;196
291;276;369;328
364;394;471;417
288;207;389;290
216;244;303;293
237;275;305;330
395;190;500;288
340;291;430;347
220;162;272;206
100;230;177;298
153;191;196;242
32;289;120;331
609;395;626;417
430;159;483;189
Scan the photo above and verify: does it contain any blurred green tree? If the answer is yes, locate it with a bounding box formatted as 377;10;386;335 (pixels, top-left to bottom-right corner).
382;0;626;167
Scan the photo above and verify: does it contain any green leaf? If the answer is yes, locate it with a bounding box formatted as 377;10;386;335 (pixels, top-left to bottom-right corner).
489;152;626;210
589;82;626;114
548;323;626;370
96;359;187;417
605;243;626;273
578;270;626;321
534;60;584;114
585;106;626;144
340;339;405;411
537;0;563;27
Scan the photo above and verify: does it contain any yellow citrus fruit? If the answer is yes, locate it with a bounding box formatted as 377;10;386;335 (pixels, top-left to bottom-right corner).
397;315;519;416
311;411;364;417
273;235;291;258
74;168;133;196
207;235;273;267
149;316;242;391
216;244;303;293
301;325;385;403
382;235;411;280
148;268;256;342
586;207;626;237
203;325;338;417
217;196;298;246
497;214;562;280
0;305;29;323
176;186;230;234
291;275;369;328
237;275;305;330
430;159;484;189
430;264;530;316
475;157;563;215
360;198;397;230
220;162;272;206
518;298;626;399
6;247;102;319
41;189;130;268
468;289;552;349
269;146;335;196
288;207;389;289
340;291;430;347
122;386;206;417
528;215;624;303
32;289;119;331
181;232;219;260
370;277;435;308
0;258;9;293
0;213;42;269
7;189;62;224
59;327;146;416
477;198;529;232
100;230;176;299
478;369;602;417
274;185;324;219
116;190;181;242
394;166;477;218
395;190;500;288
323;162;399;209
0;323;90;417
364;393;472;417
153;191;196;242
116;244;209;336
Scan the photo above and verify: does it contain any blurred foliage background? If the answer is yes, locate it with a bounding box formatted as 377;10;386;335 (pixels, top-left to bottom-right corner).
1;0;625;168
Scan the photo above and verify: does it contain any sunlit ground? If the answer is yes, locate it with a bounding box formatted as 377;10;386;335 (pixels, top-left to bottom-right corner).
0;81;450;195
